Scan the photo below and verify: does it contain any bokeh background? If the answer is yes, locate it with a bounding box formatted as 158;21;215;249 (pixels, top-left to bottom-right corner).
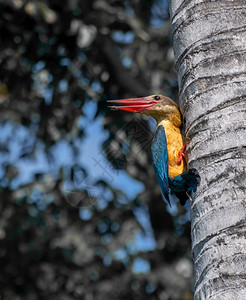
0;1;194;299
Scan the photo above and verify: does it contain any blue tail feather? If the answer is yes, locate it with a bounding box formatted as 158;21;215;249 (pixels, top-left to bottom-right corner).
169;169;200;205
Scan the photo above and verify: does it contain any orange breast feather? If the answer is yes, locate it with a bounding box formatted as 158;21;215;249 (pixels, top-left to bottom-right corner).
158;121;186;178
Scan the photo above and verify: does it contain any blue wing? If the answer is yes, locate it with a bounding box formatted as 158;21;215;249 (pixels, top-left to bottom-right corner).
151;125;170;205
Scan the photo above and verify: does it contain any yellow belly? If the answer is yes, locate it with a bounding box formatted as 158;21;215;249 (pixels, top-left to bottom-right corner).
158;121;186;178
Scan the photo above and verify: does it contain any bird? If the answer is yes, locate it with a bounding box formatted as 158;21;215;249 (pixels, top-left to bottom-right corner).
108;94;200;206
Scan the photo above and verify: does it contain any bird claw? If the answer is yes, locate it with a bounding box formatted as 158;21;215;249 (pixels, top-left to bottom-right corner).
177;144;186;164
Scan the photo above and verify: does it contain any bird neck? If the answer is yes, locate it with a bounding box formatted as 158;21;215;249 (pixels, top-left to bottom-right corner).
155;111;182;128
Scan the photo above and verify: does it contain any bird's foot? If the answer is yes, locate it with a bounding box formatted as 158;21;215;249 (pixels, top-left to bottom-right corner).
177;144;186;164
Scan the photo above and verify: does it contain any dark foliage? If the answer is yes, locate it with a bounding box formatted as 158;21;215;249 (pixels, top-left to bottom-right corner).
0;0;193;299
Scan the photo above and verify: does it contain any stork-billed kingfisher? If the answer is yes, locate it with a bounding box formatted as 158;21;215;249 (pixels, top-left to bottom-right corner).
108;94;200;206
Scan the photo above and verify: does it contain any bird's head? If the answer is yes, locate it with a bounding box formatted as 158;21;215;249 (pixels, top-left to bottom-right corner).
108;94;181;126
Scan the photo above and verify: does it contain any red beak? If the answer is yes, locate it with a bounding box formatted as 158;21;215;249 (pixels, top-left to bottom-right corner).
107;97;158;113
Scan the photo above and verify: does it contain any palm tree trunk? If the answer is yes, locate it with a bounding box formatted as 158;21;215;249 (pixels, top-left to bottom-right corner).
169;1;246;299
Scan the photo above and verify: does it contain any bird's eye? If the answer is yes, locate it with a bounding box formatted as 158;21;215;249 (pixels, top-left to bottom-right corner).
154;95;160;100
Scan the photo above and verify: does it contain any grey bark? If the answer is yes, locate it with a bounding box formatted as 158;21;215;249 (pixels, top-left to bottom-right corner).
169;1;246;299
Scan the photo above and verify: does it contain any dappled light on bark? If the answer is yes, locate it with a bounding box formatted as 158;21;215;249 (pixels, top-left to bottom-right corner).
170;0;246;299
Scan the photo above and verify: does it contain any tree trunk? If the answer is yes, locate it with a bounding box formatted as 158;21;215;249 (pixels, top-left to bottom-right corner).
169;1;246;299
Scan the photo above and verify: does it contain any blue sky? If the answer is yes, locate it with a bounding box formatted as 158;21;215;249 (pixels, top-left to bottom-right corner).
0;99;158;260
